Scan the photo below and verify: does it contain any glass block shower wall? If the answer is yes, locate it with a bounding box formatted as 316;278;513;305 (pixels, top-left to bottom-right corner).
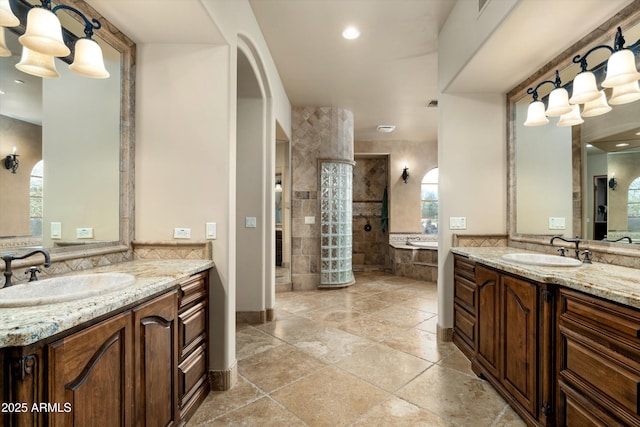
320;161;355;287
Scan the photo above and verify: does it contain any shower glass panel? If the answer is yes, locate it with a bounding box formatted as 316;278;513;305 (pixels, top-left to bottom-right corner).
320;161;354;287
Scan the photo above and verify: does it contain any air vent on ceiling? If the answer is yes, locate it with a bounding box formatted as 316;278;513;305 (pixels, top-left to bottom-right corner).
427;100;438;108
376;125;396;133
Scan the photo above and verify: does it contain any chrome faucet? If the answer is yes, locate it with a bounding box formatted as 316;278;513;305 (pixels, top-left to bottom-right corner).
1;249;51;288
550;235;582;260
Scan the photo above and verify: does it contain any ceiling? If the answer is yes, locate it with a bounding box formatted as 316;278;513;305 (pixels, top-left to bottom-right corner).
2;0;637;142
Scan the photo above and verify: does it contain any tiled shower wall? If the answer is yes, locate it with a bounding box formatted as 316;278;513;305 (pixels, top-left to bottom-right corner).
352;157;390;269
291;107;354;290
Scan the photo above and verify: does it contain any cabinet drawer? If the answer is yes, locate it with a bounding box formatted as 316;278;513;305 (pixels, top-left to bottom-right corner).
178;344;207;405
454;304;475;347
562;333;640;417
561;289;640;342
560;381;626;427
454;255;475;282
180;272;208;309
179;301;207;359
454;276;476;314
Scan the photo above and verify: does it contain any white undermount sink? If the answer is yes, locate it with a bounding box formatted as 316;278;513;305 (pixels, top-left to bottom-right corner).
0;272;136;308
501;253;582;267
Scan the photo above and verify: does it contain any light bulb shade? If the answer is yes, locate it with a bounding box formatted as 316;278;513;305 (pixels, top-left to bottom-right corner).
19;7;70;57
0;0;19;27
581;91;612;117
523;100;549;126
608;80;640;105
69;38;109;78
601;49;640;88
0;27;11;57
16;46;59;78
569;72;600;104
557;105;584;127
545;87;573;116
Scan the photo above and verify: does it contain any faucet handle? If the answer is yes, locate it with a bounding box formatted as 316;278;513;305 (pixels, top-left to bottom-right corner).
557;248;567;257
25;266;41;282
581;250;592;264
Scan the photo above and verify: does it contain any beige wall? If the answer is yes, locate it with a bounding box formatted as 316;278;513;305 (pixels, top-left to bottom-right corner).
355;140;437;233
0;116;42;236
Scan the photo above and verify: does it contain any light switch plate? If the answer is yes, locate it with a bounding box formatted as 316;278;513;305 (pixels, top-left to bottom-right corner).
206;222;217;239
549;217;566;230
174;227;191;239
304;216;315;225
449;217;467;230
245;217;257;228
51;222;62;239
76;227;93;239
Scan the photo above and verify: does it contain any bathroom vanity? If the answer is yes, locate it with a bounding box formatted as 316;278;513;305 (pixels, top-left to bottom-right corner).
0;259;212;427
452;247;640;427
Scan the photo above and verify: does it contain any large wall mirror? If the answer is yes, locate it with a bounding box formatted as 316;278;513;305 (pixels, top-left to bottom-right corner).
508;2;640;253
0;0;134;255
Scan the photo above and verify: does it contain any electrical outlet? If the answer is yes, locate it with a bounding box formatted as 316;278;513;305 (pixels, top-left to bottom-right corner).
76;227;93;239
174;228;191;239
51;222;62;239
549;217;566;230
245;217;257;228
206;222;217;239
304;216;315;225
449;217;467;230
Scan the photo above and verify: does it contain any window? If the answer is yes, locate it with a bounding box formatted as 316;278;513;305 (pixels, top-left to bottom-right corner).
629;176;640;232
421;168;438;235
30;160;43;237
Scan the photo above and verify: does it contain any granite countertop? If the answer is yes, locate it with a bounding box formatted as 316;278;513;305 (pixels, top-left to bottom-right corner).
451;246;640;309
0;259;214;348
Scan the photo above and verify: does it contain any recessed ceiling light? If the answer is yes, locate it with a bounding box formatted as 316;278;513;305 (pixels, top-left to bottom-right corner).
636;131;640;136
342;26;360;40
616;143;629;147
586;144;593;147
14;79;24;84
376;125;396;133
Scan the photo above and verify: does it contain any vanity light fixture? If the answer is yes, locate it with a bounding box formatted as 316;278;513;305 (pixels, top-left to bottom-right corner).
1;0;109;79
275;178;282;192
4;146;19;173
401;166;409;183
0;27;11;56
524;26;640;127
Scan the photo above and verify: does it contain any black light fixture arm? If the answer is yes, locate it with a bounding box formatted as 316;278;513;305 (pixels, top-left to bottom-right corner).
51;4;101;39
572;27;640;72
526;70;562;101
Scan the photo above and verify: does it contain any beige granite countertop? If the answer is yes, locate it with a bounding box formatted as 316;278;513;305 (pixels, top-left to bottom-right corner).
0;259;214;348
451;246;640;309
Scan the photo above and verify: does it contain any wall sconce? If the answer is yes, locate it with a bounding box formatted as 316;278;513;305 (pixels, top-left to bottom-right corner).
609;174;617;190
1;0;109;79
275;178;282;192
524;26;640;127
401;166;409;183
4;146;19;173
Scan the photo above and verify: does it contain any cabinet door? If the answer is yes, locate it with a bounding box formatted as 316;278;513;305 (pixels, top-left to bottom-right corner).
476;266;500;378
501;275;537;416
133;291;179;427
48;311;133;427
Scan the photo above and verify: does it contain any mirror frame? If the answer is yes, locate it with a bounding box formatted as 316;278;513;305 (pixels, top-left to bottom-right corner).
507;2;640;255
0;0;135;260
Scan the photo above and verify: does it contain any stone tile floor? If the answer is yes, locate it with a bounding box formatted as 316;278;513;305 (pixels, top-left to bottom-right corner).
187;272;526;426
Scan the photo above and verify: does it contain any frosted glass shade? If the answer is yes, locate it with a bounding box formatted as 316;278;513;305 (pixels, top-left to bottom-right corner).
557;105;583;127
545;87;572;116
16;46;60;78
608;80;640;105
19;7;70;57
0;27;11;57
601;49;640;88
0;0;19;27
69;38;109;78
569;72;600;104
523;101;549;126
581;91;612;117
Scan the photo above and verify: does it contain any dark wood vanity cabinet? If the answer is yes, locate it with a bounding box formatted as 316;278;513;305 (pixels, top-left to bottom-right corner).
453;257;555;426
557;288;640;427
1;271;209;427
